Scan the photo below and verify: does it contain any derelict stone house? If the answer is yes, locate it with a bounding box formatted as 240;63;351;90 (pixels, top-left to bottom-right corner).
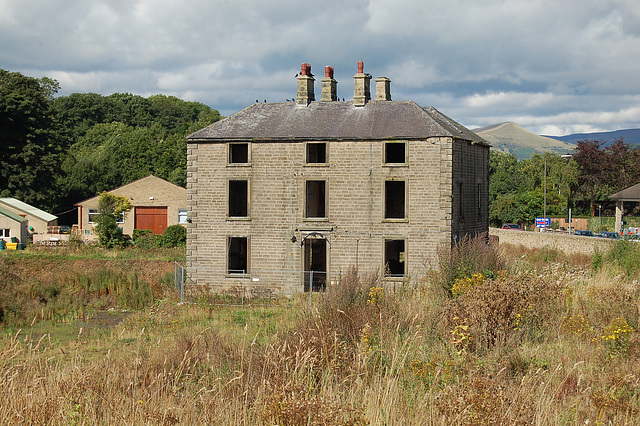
186;62;489;296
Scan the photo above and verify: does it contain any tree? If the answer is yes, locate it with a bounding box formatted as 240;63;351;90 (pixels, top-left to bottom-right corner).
94;192;133;248
0;70;62;211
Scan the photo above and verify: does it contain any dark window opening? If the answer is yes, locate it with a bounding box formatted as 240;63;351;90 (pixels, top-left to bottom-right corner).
306;180;326;218
306;143;326;163
385;142;406;164
303;238;326;292
229;180;248;217
229;143;249;163
228;237;248;274
385;239;405;277
385;180;405;219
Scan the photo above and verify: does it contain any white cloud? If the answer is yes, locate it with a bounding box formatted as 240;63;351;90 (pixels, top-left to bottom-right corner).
1;0;638;134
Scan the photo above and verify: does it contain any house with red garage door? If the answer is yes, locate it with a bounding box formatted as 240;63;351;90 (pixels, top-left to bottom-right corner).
75;175;187;237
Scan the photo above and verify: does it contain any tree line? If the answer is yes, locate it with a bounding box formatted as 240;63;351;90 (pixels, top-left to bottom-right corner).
490;138;640;228
1;69;221;220
3;69;637;229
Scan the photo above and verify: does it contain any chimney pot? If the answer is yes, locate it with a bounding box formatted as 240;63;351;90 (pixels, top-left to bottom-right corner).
296;62;315;105
321;66;337;102
353;60;371;107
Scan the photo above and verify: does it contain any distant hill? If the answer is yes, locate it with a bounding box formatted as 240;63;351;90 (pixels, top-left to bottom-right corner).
474;122;575;160
544;128;640;146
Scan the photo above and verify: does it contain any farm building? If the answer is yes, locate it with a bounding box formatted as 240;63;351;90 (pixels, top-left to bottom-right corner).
75;175;187;237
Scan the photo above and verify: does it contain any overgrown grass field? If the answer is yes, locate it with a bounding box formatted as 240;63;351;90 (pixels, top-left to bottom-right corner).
1;240;639;424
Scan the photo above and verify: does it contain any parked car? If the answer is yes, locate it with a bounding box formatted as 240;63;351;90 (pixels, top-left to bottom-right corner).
574;230;595;237
60;225;71;234
501;223;523;230
598;231;619;239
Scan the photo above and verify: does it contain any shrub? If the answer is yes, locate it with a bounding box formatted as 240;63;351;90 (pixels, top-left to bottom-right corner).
436;232;506;296
162;224;187;247
445;271;563;351
132;229;163;249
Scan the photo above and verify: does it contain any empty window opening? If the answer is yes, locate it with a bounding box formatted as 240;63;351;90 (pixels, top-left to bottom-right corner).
306;143;327;164
304;238;327;292
385;180;405;219
385;142;406;164
229;143;249;163
306;180;326;218
385;239;405;278
229;180;248;217
227;237;248;274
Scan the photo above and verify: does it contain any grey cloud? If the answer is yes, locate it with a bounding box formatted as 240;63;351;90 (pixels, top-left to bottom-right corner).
1;0;638;135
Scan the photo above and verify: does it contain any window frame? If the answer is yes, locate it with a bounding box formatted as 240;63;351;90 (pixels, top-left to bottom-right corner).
383;179;407;221
384;238;406;279
305;142;328;166
1;229;10;238
304;179;328;220
227;142;251;166
383;141;408;166
178;209;188;224
226;236;250;275
227;179;250;220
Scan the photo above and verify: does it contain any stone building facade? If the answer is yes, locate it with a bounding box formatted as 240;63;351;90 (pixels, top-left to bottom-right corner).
186;62;489;296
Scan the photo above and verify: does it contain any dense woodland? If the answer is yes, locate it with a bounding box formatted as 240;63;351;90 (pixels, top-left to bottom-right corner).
2;69;639;227
0;69;221;223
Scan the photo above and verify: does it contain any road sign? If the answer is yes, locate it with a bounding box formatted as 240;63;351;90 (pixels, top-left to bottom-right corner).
535;217;551;228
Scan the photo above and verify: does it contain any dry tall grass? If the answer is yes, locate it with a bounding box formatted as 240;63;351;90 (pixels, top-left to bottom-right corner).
1;239;640;424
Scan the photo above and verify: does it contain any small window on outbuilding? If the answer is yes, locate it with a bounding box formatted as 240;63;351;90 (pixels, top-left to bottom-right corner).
306;180;326;219
227;236;249;274
384;142;406;164
384;180;405;219
88;208;99;223
178;209;188;224
229;143;249;164
306;142;327;164
229;180;249;217
1;229;10;238
384;239;405;278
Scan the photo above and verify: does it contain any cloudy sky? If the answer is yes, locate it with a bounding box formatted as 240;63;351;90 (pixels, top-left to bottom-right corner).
2;0;639;136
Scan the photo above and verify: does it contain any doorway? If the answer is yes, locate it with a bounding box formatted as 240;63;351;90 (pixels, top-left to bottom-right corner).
303;237;327;292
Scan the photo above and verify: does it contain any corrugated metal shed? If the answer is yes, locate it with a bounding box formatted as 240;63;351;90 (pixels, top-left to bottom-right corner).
0;198;57;223
0;206;28;223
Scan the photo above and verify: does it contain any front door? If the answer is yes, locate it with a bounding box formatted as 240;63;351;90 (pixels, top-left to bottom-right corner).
303;237;326;292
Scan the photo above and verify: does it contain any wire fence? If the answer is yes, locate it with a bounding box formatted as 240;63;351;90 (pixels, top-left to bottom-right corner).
174;262;330;306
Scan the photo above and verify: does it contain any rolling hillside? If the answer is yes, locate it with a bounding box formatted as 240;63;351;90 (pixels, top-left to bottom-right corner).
545;128;640;146
474;122;575;159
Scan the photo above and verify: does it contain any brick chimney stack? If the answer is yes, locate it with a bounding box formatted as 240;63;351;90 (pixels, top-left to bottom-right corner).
375;77;391;101
320;66;337;102
296;63;315;106
353;60;371;107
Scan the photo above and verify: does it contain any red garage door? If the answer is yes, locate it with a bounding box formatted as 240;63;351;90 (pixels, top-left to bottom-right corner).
135;207;168;235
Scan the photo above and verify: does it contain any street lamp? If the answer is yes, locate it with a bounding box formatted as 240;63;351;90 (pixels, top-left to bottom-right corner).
561;154;573;233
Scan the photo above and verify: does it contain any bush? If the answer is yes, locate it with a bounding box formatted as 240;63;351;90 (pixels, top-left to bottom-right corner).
162;224;187;247
436;232;506;296
132;229;163;249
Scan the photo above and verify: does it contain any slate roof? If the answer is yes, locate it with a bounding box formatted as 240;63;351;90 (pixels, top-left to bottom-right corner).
609;183;640;201
188;100;489;145
0;198;56;222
